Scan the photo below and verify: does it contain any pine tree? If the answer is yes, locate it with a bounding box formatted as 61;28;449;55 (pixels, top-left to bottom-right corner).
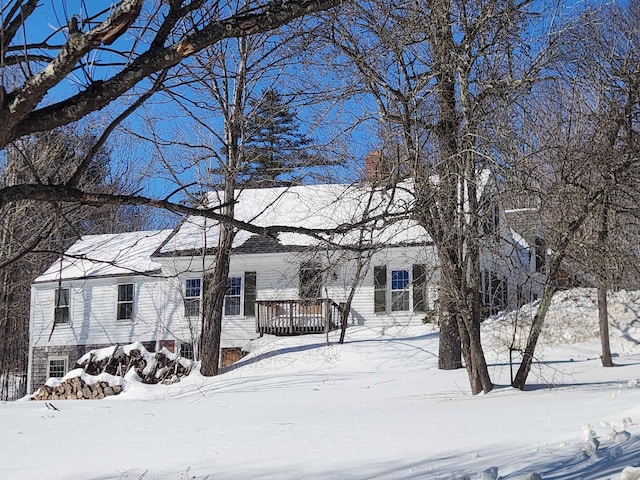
242;89;322;186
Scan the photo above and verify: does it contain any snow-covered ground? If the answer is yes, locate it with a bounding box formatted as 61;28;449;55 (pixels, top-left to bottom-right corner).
2;288;640;480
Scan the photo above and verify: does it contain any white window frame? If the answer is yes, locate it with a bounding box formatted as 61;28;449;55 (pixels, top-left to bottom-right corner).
390;268;410;312
180;342;195;360
47;356;68;379
224;276;242;316
117;283;134;321
54;287;70;325
184;278;201;317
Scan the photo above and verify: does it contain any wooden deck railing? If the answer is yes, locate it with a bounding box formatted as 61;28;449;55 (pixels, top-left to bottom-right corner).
255;299;344;335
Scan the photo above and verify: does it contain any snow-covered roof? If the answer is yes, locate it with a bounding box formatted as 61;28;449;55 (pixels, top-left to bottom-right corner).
34;230;172;283
34;175;499;278
158;182;429;255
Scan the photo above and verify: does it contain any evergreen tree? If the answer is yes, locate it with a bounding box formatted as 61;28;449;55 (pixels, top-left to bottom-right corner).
242;89;324;186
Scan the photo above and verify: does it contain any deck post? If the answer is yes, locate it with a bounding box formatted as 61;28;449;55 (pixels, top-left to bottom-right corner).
323;299;329;334
289;300;294;334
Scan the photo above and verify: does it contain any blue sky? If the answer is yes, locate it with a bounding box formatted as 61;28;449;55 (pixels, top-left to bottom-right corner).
8;0;596;208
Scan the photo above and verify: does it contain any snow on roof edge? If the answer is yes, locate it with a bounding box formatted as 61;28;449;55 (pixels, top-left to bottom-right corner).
34;229;173;284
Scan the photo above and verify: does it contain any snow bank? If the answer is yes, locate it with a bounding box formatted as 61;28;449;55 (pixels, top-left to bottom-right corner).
614;466;640;480
7;289;640;480
484;288;640;353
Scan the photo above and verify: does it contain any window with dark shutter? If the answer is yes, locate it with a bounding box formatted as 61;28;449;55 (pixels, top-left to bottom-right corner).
244;271;256;317
391;270;410;311
374;265;387;313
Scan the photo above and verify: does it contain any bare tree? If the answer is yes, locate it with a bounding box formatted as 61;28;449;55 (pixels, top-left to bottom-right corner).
146;13;339;374
0;1;343;149
509;1;640;387
568;2;640;369
324;0;544;394
0;0;345;379
151;32;258;375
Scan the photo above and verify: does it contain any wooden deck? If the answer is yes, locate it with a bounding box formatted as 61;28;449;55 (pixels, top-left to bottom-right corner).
255;299;344;335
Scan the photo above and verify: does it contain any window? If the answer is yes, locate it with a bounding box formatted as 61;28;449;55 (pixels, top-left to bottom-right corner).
224;277;242;316
180;342;194;360
47;356;68;378
142;341;156;353
375;265;425;313
117;283;134;321
391;269;410;311
184;278;201;317
54;288;70;324
300;261;322;300
481;270;508;316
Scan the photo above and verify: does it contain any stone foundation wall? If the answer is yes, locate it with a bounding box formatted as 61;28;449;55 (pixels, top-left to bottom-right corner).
30;344;111;393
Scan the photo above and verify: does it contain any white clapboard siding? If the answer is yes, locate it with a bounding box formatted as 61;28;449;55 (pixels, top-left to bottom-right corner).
339;245;439;329
30;275;170;348
32;244;440;352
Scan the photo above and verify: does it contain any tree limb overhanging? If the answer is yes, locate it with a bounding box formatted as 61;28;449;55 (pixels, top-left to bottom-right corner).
0;0;345;148
0;183;410;250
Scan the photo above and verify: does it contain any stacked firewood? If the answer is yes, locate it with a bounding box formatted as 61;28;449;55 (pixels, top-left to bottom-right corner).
32;344;193;401
76;345;192;384
32;376;123;400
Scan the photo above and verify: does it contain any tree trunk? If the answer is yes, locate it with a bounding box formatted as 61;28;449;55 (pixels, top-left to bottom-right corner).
457;308;493;394
339;258;366;344
462;150;493;394
597;202;613;367
512;280;556;389
597;280;613;367
199;222;234;376
512;187;606;389
431;0;464;371
339;261;360;344
438;290;462;369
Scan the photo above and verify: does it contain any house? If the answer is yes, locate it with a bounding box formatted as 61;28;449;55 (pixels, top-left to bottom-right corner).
28;230;173;392
28;176;535;393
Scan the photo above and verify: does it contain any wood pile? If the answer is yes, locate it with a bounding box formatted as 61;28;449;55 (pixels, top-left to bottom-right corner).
32;343;194;401
76;345;193;384
32;376;123;401
78;345;145;378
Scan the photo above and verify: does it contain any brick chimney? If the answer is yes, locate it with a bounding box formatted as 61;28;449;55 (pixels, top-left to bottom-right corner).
364;150;390;185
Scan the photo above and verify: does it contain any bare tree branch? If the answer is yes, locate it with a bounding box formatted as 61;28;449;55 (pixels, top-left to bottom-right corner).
1;0;345;147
